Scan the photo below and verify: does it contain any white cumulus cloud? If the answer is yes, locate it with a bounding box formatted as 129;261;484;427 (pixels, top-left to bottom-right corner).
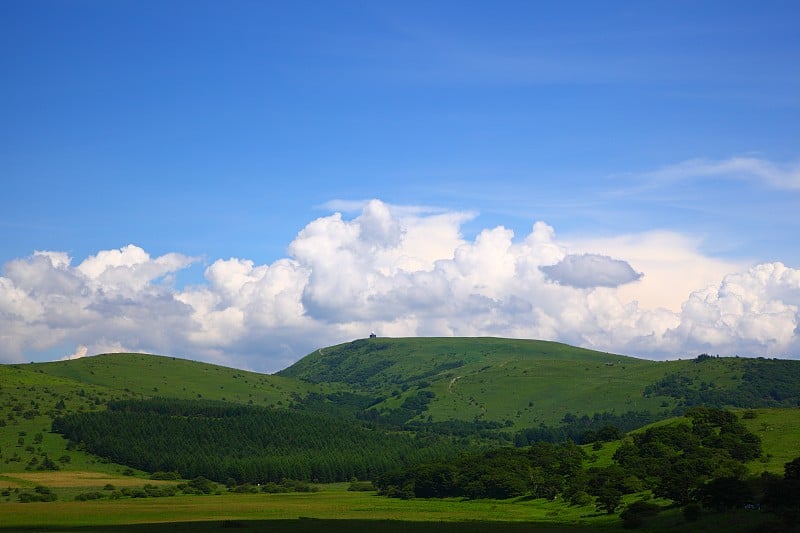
63;345;89;361
1;200;798;371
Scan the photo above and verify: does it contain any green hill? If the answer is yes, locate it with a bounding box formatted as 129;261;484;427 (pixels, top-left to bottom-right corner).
280;337;800;428
279;337;672;427
30;352;321;407
0;354;325;477
3;338;800;531
3;337;800;480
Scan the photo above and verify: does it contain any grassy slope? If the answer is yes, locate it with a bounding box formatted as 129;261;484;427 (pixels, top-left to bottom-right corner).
739;408;800;474
279;337;755;427
31;353;322;406
0;355;324;478
0;363;133;475
0;481;783;532
579;408;800;476
0;483;619;530
3;339;796;466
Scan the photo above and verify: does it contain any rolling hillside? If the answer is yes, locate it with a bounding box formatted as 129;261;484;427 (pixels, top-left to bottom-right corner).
278;337;666;426
31;352;322;407
279;337;800;428
0;354;326;477
2;337;799;531
2;337;800;481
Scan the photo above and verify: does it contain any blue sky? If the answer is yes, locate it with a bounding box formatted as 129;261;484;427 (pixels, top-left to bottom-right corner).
2;1;799;371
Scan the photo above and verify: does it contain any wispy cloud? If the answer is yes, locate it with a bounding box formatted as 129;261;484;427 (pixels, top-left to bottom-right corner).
642;156;800;190
319;199;462;217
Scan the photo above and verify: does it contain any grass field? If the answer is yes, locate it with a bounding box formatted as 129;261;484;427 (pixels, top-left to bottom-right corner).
0;483;784;532
0;484;619;530
1;471;179;488
739;408;800;474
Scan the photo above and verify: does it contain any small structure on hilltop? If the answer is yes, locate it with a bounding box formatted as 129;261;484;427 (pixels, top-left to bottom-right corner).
369;332;377;338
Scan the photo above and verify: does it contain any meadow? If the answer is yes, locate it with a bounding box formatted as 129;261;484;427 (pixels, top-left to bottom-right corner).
0;478;781;532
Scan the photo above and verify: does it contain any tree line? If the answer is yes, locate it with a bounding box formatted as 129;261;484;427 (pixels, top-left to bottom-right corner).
375;407;777;521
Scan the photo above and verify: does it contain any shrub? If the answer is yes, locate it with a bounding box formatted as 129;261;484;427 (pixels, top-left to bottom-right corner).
75;491;104;501
620;501;661;529
143;484;178;497
179;476;216;495
231;483;259;493
150;471;180;480
260;482;284;493
280;479;317;493
18;486;57;503
569;490;594;506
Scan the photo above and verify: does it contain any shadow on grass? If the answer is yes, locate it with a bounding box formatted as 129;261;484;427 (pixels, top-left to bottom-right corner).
2;519;599;532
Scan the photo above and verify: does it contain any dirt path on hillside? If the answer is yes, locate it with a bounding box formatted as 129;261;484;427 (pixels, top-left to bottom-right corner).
448;376;462;394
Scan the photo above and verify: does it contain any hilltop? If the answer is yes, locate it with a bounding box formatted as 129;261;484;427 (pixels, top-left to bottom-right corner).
279;337;800;428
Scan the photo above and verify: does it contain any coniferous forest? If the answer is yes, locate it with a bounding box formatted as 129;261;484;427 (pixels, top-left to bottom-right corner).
52;398;455;483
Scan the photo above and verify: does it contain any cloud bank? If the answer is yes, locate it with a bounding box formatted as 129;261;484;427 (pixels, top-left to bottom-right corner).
1;200;798;372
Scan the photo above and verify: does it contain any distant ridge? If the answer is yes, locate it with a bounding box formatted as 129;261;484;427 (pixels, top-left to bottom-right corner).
22;352;318;408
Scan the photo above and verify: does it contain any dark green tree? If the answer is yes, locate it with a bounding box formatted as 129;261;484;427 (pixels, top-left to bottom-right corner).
698;477;753;511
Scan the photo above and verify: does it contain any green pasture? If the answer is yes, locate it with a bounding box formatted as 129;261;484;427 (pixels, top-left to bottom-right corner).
427;357;674;427
739;408;800;474
0;365;137;475
417;350;753;428
0;482;633;531
0;482;782;532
